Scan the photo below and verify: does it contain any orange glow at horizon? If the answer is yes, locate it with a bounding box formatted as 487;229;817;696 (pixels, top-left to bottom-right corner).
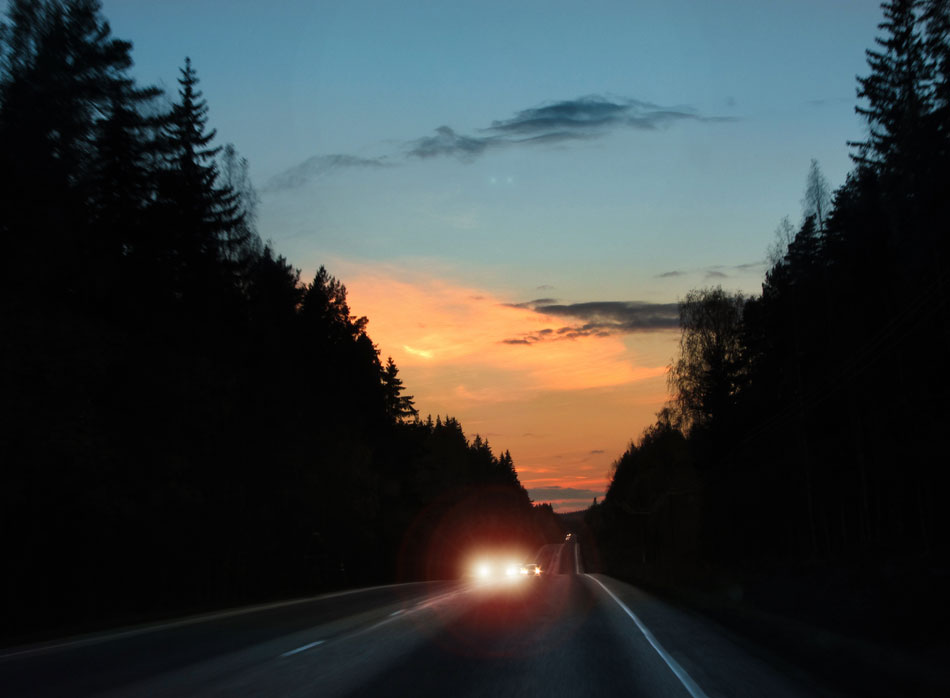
344;266;679;511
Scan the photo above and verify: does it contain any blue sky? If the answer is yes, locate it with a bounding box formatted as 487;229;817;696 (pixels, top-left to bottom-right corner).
101;0;882;292
97;0;886;509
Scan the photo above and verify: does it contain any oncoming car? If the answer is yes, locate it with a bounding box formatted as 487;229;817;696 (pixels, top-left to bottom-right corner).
519;562;542;576
469;554;541;582
473;559;522;580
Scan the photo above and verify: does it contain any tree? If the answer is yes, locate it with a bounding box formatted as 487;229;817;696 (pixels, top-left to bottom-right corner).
219;143;262;270
89;82;166;308
801;159;832;232
381;356;418;422
300;266;368;342
159;57;242;303
851;0;932;180
922;0;950;199
766;215;796;266
0;0;141;301
668;287;746;435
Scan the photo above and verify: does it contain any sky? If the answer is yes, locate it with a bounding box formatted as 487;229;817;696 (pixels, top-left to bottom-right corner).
97;0;885;510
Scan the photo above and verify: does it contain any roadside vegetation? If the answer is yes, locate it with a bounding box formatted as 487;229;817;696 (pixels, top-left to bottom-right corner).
0;0;559;643
587;0;950;647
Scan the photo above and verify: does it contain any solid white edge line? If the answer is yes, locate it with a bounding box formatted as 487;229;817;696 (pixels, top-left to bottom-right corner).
586;574;709;698
280;640;325;658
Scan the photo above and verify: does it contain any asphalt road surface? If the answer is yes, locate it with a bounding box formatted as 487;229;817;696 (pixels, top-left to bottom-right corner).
1;542;832;697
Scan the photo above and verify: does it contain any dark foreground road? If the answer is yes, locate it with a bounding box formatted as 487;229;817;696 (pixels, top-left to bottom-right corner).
2;542;831;697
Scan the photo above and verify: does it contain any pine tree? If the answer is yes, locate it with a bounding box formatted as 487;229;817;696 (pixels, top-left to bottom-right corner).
219;143;262;272
159;57;242;303
922;0;950;180
381;356;417;422
851;0;932;180
0;0;141;303
90;84;166;307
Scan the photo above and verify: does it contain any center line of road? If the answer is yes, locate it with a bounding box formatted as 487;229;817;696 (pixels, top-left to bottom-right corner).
280;640;324;657
586;575;709;698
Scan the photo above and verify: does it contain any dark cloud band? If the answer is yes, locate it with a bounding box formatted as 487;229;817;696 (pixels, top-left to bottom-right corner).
408;94;734;161
502;299;679;343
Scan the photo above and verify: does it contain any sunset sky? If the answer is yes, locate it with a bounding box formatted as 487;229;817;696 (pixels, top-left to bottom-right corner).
102;0;883;510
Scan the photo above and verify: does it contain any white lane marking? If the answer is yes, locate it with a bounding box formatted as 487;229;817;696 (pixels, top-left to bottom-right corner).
586;575;709;698
283;586;470;655
280;640;325;658
0;581;448;661
574;543;582;574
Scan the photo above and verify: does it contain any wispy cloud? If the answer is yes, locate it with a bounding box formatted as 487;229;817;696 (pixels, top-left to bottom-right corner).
263;154;392;192
267;94;735;185
501;300;679;344
408;95;734;161
654;261;767;279
407;125;495;161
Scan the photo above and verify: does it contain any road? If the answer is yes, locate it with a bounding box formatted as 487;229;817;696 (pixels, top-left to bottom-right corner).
1;542;829;697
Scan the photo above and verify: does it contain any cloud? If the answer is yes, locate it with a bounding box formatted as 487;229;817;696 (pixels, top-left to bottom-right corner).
263;154;391;191
589;449;605;455
407;125;496;161
270;94;735;180
501;300;679;344
528;486;603;501
507;297;558;309
487;95;728;136
408;94;734;161
655;261;767;279
342;267;669;394
734;261;766;271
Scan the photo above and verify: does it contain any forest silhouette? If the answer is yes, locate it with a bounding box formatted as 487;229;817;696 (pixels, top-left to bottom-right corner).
0;0;561;642
586;0;950;648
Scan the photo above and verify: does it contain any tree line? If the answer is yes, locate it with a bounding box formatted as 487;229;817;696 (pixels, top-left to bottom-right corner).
586;0;949;640
0;0;557;642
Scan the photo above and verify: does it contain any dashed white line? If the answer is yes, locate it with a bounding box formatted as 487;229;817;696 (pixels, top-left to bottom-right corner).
280;640;324;657
586;574;709;698
0;581;437;661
